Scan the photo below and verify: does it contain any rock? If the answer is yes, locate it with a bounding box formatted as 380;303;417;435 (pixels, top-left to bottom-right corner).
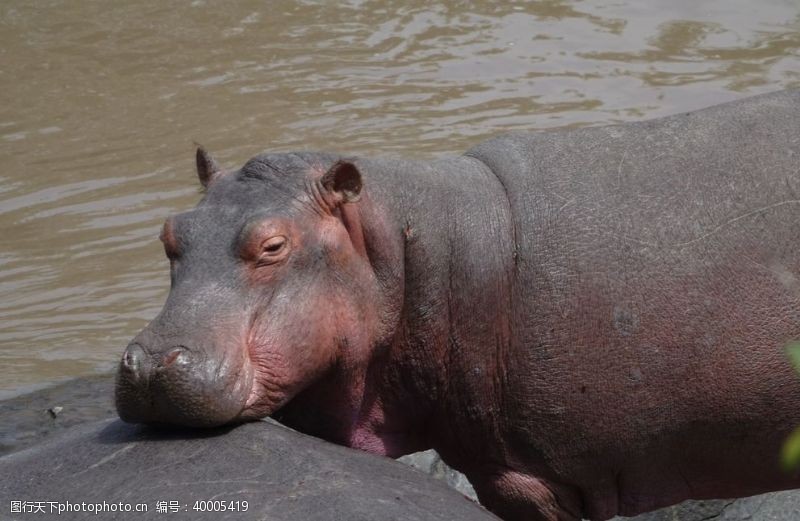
0;418;497;520
0;374;115;457
3;376;800;520
615;494;800;520
399;450;478;501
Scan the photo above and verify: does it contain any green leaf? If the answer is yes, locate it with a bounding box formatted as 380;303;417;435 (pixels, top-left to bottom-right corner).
782;426;800;472
785;342;800;374
783;342;800;472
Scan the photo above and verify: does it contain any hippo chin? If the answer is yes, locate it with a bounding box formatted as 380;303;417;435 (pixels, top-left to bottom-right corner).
117;90;800;520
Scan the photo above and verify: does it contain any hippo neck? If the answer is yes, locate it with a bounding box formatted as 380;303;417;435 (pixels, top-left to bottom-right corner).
354;155;517;458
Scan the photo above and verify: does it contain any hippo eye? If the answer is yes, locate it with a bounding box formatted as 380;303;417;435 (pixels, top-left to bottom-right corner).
257;235;288;265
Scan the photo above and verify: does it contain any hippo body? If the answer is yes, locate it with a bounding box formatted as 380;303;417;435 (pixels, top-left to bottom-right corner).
116;90;800;520
451;90;800;519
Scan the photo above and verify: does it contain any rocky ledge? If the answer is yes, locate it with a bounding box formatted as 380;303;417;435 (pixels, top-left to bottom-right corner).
1;376;798;520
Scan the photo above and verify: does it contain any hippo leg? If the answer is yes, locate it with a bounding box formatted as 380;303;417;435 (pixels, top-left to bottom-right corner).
468;468;582;521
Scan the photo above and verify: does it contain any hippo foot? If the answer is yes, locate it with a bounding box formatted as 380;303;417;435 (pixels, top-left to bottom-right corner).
469;467;582;521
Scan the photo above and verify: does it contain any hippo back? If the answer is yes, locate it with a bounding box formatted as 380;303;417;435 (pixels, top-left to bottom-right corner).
465;90;800;514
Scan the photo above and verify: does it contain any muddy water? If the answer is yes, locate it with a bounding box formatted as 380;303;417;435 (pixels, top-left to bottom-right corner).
1;0;799;399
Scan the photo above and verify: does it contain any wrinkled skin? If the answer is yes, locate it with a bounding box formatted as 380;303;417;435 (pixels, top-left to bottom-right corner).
117;90;800;520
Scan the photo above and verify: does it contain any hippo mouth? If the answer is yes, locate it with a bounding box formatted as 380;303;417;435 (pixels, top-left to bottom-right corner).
115;342;257;428
236;356;296;422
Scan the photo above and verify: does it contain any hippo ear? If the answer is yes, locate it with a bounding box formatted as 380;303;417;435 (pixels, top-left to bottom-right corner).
195;146;224;188
320;160;363;205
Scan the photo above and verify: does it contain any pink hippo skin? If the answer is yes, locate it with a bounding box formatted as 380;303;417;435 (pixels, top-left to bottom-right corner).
117;90;800;520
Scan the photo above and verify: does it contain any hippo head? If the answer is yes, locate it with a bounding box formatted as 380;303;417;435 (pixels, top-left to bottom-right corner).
115;148;400;430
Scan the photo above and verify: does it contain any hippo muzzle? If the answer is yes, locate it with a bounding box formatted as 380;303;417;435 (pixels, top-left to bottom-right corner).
116;334;254;427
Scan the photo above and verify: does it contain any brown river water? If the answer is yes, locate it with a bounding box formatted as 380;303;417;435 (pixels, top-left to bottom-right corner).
1;0;799;399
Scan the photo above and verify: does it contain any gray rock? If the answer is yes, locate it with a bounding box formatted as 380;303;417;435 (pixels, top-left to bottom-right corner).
0;374;116;457
3;377;800;520
0;418;496;521
399;450;478;501
614;493;800;520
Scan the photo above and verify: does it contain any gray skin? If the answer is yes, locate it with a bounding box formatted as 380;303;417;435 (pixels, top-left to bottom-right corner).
0;418;497;521
116;90;800;520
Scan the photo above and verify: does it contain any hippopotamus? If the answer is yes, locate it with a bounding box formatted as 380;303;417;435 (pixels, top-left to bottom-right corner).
116;89;800;520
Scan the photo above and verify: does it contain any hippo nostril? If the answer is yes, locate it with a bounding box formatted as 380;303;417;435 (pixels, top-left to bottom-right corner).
121;344;144;373
161;347;186;368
